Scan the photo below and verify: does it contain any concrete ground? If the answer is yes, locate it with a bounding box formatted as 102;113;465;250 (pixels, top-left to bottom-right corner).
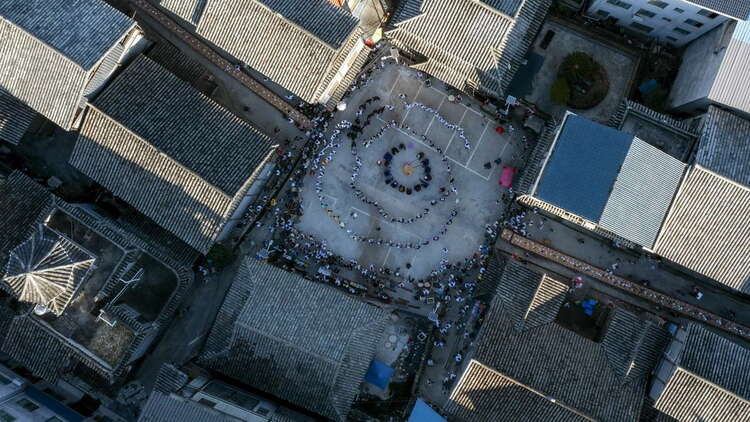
618;112;697;161
526;19;639;124
296;63;521;280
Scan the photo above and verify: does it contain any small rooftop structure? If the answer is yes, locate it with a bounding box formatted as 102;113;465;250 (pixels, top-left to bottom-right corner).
694;106;750;187
195;0;369;106
386;0;551;97
528;113;686;248
444;262;670;421
669;20;750;116
650;324;750;421
0;171;191;383
141;364;316;422
0;0;140;129
654;165;750;293
70;55;275;254
199;258;389;421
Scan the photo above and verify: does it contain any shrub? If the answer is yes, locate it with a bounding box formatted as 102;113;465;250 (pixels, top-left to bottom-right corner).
550;77;571;105
206;244;235;269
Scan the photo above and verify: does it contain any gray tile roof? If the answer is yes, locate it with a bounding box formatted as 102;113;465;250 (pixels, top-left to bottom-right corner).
199;259;388;421
0;90;36;145
598;137;686;249
494;261;567;331
196;0;364;103
70;56;273;253
695;106;750;187
690;0;750;19
709;20;750;114
387;0;550;97
147;41;208;91
153;364;189;394
446;264;668;421
0;0;133;129
157;0;208;26
654;166;750;293
480;0;524;16
139;392;238;422
0;0;133;70
653;324;750;422
447;360;589;422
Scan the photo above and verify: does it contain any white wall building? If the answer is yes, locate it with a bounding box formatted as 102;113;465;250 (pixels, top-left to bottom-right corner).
586;0;739;46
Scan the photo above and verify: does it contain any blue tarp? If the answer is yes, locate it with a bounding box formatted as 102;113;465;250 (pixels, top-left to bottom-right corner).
408;399;447;422
364;360;394;390
535;115;633;221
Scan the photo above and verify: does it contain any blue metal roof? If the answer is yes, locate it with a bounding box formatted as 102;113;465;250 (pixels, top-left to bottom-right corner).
535;115;633;221
409;399;447;422
364;360;394;389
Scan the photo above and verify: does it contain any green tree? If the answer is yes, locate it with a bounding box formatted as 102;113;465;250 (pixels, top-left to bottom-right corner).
550;77;571;105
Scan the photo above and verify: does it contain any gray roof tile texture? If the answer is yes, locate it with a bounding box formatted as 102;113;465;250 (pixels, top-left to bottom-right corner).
446;263;669;421
691;0;750;19
200;259;388;421
254;0;357;48
0;0;133;70
90;55;270;195
696;106;750;187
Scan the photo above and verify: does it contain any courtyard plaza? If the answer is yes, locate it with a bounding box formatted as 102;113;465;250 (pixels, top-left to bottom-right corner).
295;63;526;283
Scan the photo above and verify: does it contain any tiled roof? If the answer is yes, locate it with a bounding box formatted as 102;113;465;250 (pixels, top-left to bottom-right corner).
654;166;750;293
153;364;189;394
0;0;133;70
653;324;750;422
200;259;388;421
494;261;567;331
0;90;36;145
446;264;668;421
146;41;208;91
196;0;363;103
447;360;589;422
387;0;550;96
690;0;750;19
0;0;133;129
695;106;750;187
139;392;238;422
709;20;750;114
598;137;685;249
480;0;524;16
157;0;207;26
70;56;273;253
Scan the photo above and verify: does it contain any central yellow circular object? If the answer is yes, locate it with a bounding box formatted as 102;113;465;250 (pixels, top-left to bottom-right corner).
402;164;414;176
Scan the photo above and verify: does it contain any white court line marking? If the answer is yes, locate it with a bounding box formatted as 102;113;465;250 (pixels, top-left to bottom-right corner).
351;206;371;216
400;84;424;125
383;247;392;266
375;115;490;181
423;96;445;136
444;107;468;155
467;124;489;165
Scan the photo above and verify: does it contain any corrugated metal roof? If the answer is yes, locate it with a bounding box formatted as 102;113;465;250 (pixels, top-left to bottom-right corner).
689;0;750;20
695;106;750;187
709;21;750;114
70;56;273;253
386;0;550;96
0;90;35;145
535;114;634;222
0;0;133;70
655;166;750;293
199;259;388;421
599;137;685;248
196;0;362;103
